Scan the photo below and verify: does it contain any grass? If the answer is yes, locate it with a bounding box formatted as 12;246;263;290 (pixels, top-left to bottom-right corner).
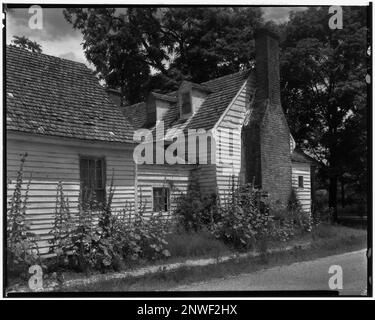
59;223;367;292
164;230;230;260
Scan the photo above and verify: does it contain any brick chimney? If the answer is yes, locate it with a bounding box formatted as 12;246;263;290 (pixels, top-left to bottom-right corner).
254;28;281;105
242;28;292;205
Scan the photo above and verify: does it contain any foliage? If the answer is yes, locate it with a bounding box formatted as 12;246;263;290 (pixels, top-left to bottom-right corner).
47;181;170;273
280;7;368;220
8;155;171;275
7;153;41;277
212;183;270;250
48;181;74;268
63;7;263;104
109;203;171;264
174;176;204;232
175;178;315;250
269;189;314;242
174;172;220;232
11;35;42;53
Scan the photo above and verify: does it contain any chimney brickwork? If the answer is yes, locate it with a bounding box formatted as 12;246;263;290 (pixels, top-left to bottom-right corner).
243;28;292;205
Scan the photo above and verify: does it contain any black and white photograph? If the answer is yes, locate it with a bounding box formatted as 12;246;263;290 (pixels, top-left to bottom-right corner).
1;1;372;301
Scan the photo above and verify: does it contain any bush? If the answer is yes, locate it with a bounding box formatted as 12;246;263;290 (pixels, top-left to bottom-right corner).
48;181;171;273
174;173;221;232
8;161;172;275
109;204;171;265
174;177;205;232
7;153;41;278
268;189;314;242
211;183;270;251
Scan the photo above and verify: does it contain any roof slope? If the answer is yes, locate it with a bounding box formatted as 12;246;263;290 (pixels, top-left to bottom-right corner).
291;149;317;164
123;69;252;133
6;46;134;143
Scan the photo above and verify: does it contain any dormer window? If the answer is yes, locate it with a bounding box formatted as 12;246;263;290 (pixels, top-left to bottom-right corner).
181;91;192;116
178;81;212;120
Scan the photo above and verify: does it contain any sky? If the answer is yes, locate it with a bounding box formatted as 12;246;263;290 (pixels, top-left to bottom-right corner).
5;6;307;66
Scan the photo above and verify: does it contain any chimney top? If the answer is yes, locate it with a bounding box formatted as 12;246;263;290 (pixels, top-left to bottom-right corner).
254;26;281;105
254;27;280;41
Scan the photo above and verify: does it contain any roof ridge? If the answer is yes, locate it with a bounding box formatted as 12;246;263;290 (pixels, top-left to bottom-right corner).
201;68;252;86
126;68;251;108
6;44;88;68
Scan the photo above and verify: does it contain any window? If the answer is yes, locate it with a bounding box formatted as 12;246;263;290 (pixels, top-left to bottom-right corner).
298;176;304;188
153;187;170;212
79;157;105;206
181;92;192;115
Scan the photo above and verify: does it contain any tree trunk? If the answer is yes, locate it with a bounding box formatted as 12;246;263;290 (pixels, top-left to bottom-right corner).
329;175;338;223
340;178;345;208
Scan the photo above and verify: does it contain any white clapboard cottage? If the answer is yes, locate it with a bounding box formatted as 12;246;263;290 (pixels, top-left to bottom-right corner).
120;29;315;213
6;29;314;254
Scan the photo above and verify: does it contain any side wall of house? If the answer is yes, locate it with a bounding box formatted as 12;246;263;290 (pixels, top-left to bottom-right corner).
196;164;217;196
136;164;193;216
215;79;254;198
7;133;135;254
291;162;311;213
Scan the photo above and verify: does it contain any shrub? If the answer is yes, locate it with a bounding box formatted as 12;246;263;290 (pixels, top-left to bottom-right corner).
268;189;314;242
174;172;220;232
212;183;270;251
110;202;171;265
50;182;171;272
174;177;204;232
67;180;124;272
7;153;41;278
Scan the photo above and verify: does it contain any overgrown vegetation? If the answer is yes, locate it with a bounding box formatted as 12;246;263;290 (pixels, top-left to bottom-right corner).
7;156;172;280
6;156;343;291
48;182;171;273
175;177;316;252
7;153;41;279
59;224;367;292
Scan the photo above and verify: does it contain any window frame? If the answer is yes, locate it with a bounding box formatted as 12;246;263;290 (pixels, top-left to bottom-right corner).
298;175;304;188
79;155;106;208
152;186;170;213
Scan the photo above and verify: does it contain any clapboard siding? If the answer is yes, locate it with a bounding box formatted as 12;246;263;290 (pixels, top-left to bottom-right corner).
136;164;193;216
215;80;252;200
292;162;311;213
7;133;135;254
196;164;217;196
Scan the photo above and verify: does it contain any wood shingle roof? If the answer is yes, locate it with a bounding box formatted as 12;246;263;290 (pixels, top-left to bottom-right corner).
122;69;252;133
6;46;134;143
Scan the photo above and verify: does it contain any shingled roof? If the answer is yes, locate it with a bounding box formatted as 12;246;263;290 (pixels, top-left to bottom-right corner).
291;148;317;164
6;46;134;143
122;69;253;133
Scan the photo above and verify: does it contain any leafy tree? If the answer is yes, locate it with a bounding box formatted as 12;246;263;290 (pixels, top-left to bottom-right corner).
63;7;263;104
280;7;368;221
11;35;42;53
160;7;262;83
64;8;161;105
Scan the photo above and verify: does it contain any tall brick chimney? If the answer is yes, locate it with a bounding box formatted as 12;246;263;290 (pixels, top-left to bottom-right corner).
242;28;292;205
254;28;281;105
